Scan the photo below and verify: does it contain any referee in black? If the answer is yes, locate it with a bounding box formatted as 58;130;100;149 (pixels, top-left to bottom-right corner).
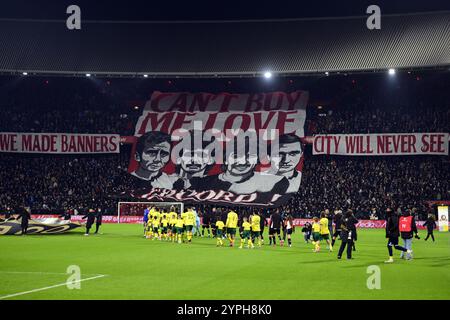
331;209;343;247
268;209;282;246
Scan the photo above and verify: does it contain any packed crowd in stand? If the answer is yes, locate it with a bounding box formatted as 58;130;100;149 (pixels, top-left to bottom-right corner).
0;153;131;215
1;151;447;220
306;105;449;135
287;153;449;220
0;74;449;219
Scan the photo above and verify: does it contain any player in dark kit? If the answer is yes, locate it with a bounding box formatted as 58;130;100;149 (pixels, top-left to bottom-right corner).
326;209;334;236
210;208;219;237
384;208;410;263
423;214;437;242
280;209;290;246
350;216;357;252
82;208;97;236
94;208;103;234
202;209;211;238
301;221;312;243
238;212;244;239
331;209;343;247
220;208;228;239
259;211;267;244
268;209;283;246
18;207;31;235
337;210;358;260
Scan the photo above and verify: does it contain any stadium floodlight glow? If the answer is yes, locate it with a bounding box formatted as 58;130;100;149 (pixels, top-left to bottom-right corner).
263;71;272;79
86;73;91;77
22;72;28;75
388;68;396;75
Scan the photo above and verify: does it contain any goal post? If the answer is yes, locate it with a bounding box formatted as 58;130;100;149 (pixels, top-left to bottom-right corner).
117;202;184;224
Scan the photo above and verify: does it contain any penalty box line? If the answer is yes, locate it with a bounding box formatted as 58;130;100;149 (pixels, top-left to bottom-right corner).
0;274;107;300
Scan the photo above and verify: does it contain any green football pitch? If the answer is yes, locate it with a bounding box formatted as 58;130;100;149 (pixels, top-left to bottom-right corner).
0;224;449;300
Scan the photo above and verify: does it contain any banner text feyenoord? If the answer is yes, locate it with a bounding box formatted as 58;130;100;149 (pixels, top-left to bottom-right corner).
0;133;120;154
313;133;449;156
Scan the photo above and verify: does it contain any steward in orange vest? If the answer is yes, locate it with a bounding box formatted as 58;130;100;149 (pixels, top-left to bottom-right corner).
399;211;418;240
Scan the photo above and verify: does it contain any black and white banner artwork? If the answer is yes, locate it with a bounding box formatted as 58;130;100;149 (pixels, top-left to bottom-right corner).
125;91;308;207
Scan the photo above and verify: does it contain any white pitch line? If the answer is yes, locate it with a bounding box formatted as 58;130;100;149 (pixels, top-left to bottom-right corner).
0;274;107;300
0;271;102;276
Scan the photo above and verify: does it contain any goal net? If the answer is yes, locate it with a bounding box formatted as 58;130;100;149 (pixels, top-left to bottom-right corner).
117;202;184;224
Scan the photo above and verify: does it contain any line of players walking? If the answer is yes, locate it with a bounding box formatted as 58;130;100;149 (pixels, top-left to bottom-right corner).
143;206;264;248
142;206;358;255
142;205;437;262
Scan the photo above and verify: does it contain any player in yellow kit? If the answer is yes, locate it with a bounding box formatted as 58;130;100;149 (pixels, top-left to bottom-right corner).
145;206;155;239
168;209;178;240
226;209;239;247
239;217;254;249
250;211;262;247
160;209;168;223
160;213;169;241
311;217;321;252
184;207;196;243
147;207;160;239
215;220;225;246
174;214;185;244
151;215;161;240
320;212;333;251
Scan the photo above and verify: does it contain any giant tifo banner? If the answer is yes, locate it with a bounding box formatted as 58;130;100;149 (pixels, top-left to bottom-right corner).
0;133;120;154
313;133;449;156
125;91;308;207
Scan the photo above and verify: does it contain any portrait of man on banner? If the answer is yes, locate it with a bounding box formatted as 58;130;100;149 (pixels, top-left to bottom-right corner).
131;131;174;189
170;130;216;190
267;134;303;193
219;137;289;195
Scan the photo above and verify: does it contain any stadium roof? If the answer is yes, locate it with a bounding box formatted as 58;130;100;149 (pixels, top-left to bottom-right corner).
0;11;449;77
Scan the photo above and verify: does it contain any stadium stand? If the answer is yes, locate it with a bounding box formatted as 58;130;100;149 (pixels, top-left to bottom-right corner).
1;73;448;219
